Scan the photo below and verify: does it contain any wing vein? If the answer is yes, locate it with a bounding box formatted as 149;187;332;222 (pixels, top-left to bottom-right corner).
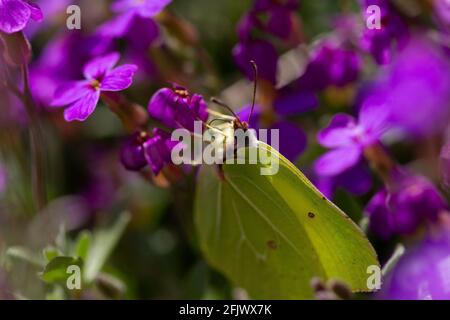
226;178;305;260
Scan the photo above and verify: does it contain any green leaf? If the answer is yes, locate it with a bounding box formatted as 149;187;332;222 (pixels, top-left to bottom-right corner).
84;212;130;283
74;231;91;261
41;256;82;283
194;143;379;299
43;246;62;263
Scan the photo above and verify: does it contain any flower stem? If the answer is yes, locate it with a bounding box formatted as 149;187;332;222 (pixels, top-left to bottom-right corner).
100;92;149;133
364;142;396;187
20;64;47;210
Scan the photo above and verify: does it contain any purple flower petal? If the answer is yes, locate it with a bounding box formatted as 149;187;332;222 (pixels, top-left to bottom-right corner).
126;15;159;50
64;89;101;122
236;104;262;129
189;94;209;123
314;146;362;176
111;0;138;12
271;121;307;162
237;13;259;42
358;102;390;142
123;47;158;79
120;132;149;171
313;160;372;199
365;189;395;239
267;7;292;39
0;0;31;34
139;0;172;17
380;235;450;300
313;175;335;199
172;94;208;132
297;41;362;89
385;37;450;136
112;0;171;17
143;128;174;175
25;0;43;21
96;11;136;38
101;64;138;91
147;88;178;128
51;81;91;106
360;1;409;65
148;87;207;132
233;40;278;84
317;114;357;148
435;0;450;25
274;88;319;116
337;161;373;195
83;52;120;80
365;172;449;240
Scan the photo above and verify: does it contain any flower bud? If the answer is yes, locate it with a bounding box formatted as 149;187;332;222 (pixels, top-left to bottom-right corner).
120;131;150;171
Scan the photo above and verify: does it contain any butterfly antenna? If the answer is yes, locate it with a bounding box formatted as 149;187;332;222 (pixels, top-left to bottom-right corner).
210;97;243;126
249;60;258;123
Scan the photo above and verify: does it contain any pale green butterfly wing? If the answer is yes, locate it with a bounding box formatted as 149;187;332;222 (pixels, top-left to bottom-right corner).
194;142;378;299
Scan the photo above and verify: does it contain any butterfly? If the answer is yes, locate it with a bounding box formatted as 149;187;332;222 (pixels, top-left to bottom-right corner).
194;61;379;299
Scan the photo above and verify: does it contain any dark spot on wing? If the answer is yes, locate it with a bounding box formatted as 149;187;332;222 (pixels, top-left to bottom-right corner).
267;240;277;250
308;212;315;218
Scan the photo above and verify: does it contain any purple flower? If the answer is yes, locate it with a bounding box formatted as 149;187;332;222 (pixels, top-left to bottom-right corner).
51;52;137;122
381;37;450;136
360;36;450;137
274;85;318;117
148;85;208;132
236;13;259;42
112;0;171;17
240;0;299;40
143;128;177;175
314;161;372;199
24;0;72;38
97;0;170;38
0;0;43;34
233;0;299;84
380;234;450;299
360;0;409;64
365;172;449;240
30;31;113;106
95;0;169;81
120;131;151;171
297;40;362;91
233;40;278;84
314;103;389;177
120;128;177;175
